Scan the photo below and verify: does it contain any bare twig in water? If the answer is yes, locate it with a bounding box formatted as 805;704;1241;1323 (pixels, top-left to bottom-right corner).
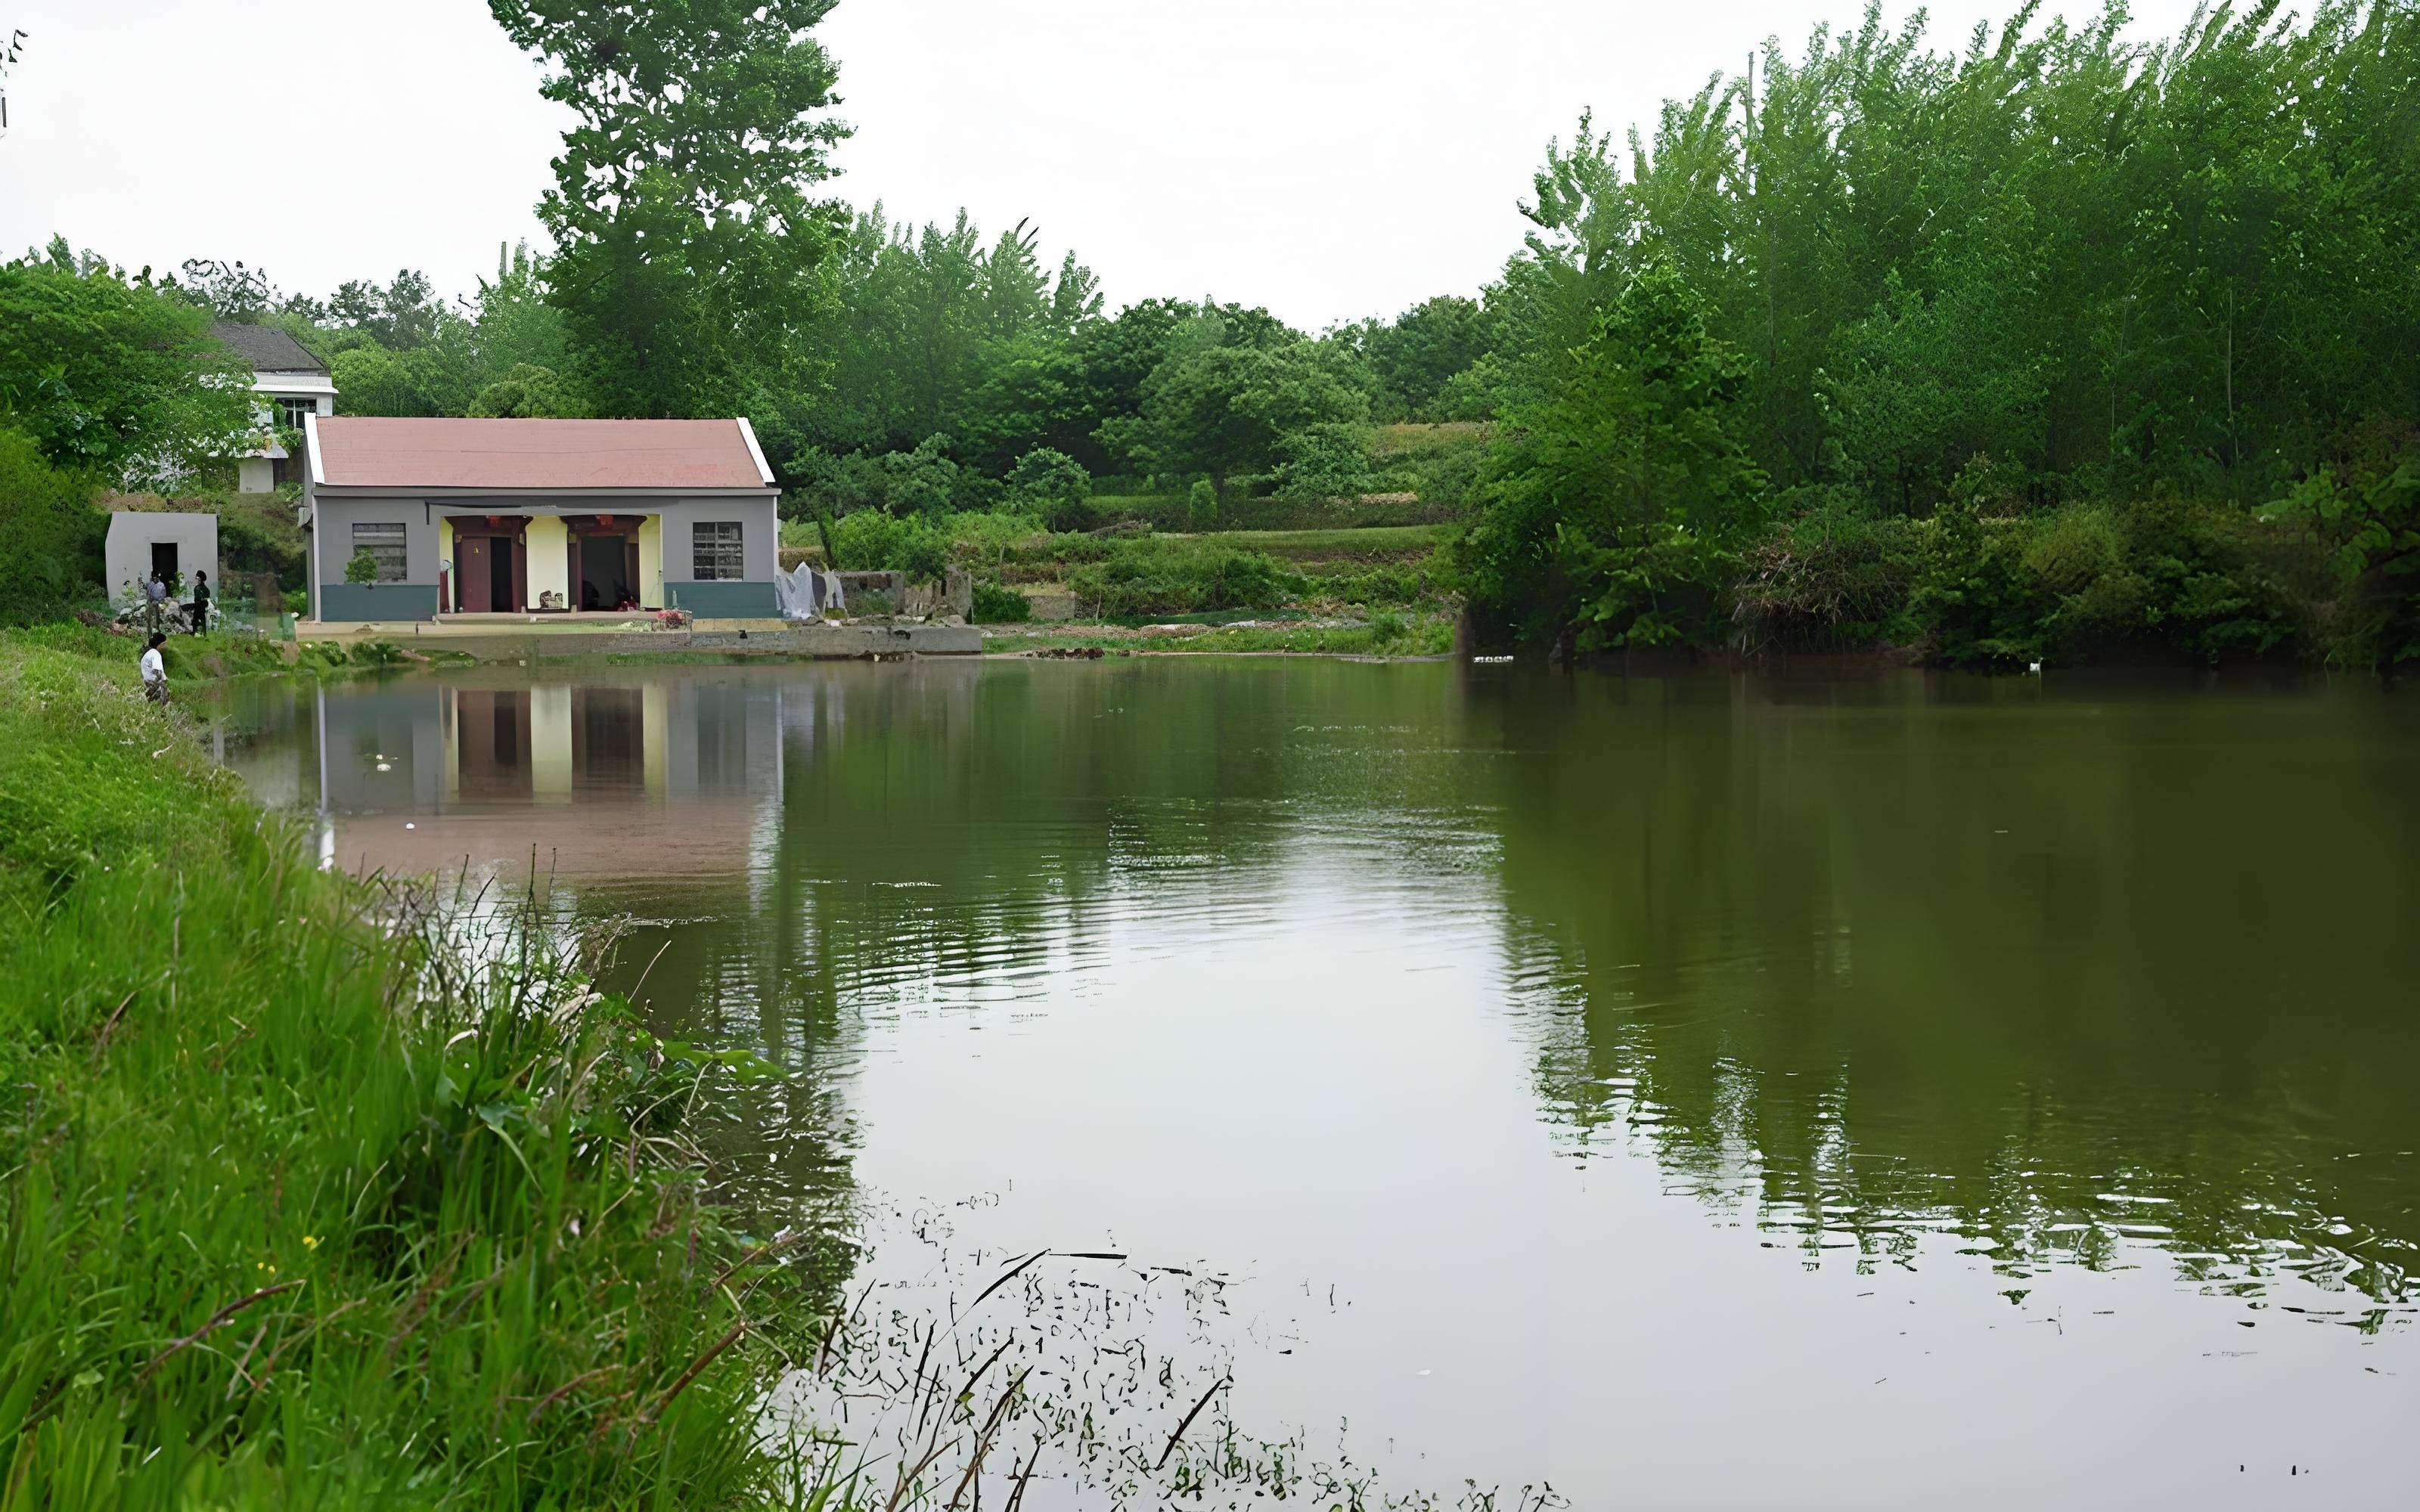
883;1430;960;1512
969;1250;1049;1315
944;1367;1029;1510
1155;1374;1230;1470
1001;1441;1041;1512
628;934;675;999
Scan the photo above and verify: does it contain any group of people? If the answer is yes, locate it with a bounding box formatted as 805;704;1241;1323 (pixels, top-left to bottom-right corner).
139;568;210;635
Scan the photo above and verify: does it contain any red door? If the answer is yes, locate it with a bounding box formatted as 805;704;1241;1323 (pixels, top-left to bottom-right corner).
458;537;492;612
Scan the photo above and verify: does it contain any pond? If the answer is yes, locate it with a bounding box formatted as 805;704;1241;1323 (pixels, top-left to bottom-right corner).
219;658;2420;1506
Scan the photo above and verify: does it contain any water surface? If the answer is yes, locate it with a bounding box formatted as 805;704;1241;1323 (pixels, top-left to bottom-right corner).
221;660;2420;1506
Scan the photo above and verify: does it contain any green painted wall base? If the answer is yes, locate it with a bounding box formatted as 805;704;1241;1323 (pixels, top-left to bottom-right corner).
663;581;777;618
319;584;439;622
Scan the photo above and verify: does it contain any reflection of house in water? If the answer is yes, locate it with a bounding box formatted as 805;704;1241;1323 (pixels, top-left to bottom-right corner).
312;673;786;881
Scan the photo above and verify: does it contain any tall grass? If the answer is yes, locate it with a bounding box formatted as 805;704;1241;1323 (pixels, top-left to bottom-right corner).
0;634;827;1505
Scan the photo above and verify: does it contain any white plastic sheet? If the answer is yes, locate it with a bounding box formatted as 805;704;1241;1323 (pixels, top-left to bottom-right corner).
774;563;818;621
774;564;846;621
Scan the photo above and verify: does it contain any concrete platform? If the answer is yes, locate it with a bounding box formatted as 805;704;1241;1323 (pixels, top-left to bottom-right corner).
291;618;983;661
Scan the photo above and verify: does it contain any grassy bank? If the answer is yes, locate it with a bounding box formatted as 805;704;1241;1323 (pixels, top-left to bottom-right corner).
985;613;1454;658
780;507;1458;624
0;632;820;1505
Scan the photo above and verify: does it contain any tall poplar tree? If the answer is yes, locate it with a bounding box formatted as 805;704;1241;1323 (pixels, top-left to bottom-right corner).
488;0;846;418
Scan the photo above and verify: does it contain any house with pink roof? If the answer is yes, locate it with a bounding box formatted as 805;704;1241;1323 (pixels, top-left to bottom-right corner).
300;416;781;623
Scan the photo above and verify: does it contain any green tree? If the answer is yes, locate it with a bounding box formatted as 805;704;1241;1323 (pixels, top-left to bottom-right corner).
1463;258;1767;649
329;325;481;417
1823;251;2052;515
0;241;255;478
1007;447;1090;516
173;258;282;320
979;219;1050;341
471;242;569;375
1341;295;1500;420
1187;478;1218;531
488;0;845;419
467;364;585;418
877;434;962;518
1049;251;1103;332
1134;340;1368;494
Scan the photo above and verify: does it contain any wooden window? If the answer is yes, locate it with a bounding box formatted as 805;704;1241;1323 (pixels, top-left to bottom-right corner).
276;396;317;430
352;522;408;582
692;521;744;581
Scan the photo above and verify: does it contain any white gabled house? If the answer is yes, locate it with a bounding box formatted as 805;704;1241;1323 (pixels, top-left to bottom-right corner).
210;322;337;492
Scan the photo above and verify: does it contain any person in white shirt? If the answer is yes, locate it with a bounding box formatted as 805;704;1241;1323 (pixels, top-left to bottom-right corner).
140;632;168;705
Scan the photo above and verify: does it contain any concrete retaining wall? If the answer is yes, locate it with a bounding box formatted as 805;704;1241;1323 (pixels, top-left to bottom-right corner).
297;621;984;662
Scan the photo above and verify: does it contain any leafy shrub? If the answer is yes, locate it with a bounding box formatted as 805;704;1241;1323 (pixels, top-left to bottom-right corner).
1008;448;1091;512
1912;496;2310;666
213;500;306;592
832;510;947;578
0;426;103;615
2263;454;2420;665
1731;494;1924;650
1305;562;1426;606
1041;494;1097;534
1265;422;1375;502
897;528;948;585
970;580;1032;623
1187;479;1218;531
783;435;969;519
1069;540;1301;617
945;508;1045;568
2021;503;2124;594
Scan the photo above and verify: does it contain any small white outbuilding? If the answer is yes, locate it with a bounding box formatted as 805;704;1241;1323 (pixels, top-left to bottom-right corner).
105;511;219;604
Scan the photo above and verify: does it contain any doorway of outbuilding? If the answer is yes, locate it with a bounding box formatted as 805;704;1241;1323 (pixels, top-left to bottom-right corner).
150;542;178;584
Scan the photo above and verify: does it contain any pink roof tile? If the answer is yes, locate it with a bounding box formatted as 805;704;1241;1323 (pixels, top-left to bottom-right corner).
314;417;770;491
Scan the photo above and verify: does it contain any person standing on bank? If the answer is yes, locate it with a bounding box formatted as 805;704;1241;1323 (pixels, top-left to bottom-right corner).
145;569;168;631
141;631;169;705
189;570;209;635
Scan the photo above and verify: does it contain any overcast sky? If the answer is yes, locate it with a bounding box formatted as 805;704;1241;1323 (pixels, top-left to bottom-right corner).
3;0;2208;331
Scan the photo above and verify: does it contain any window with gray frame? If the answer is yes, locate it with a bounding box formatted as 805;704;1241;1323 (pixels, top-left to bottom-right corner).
692;521;744;581
352;522;408;582
276;396;318;431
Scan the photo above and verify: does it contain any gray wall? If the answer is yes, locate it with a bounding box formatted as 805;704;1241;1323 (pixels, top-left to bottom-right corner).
105;513;219;603
656;498;779;583
312;497;439;621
